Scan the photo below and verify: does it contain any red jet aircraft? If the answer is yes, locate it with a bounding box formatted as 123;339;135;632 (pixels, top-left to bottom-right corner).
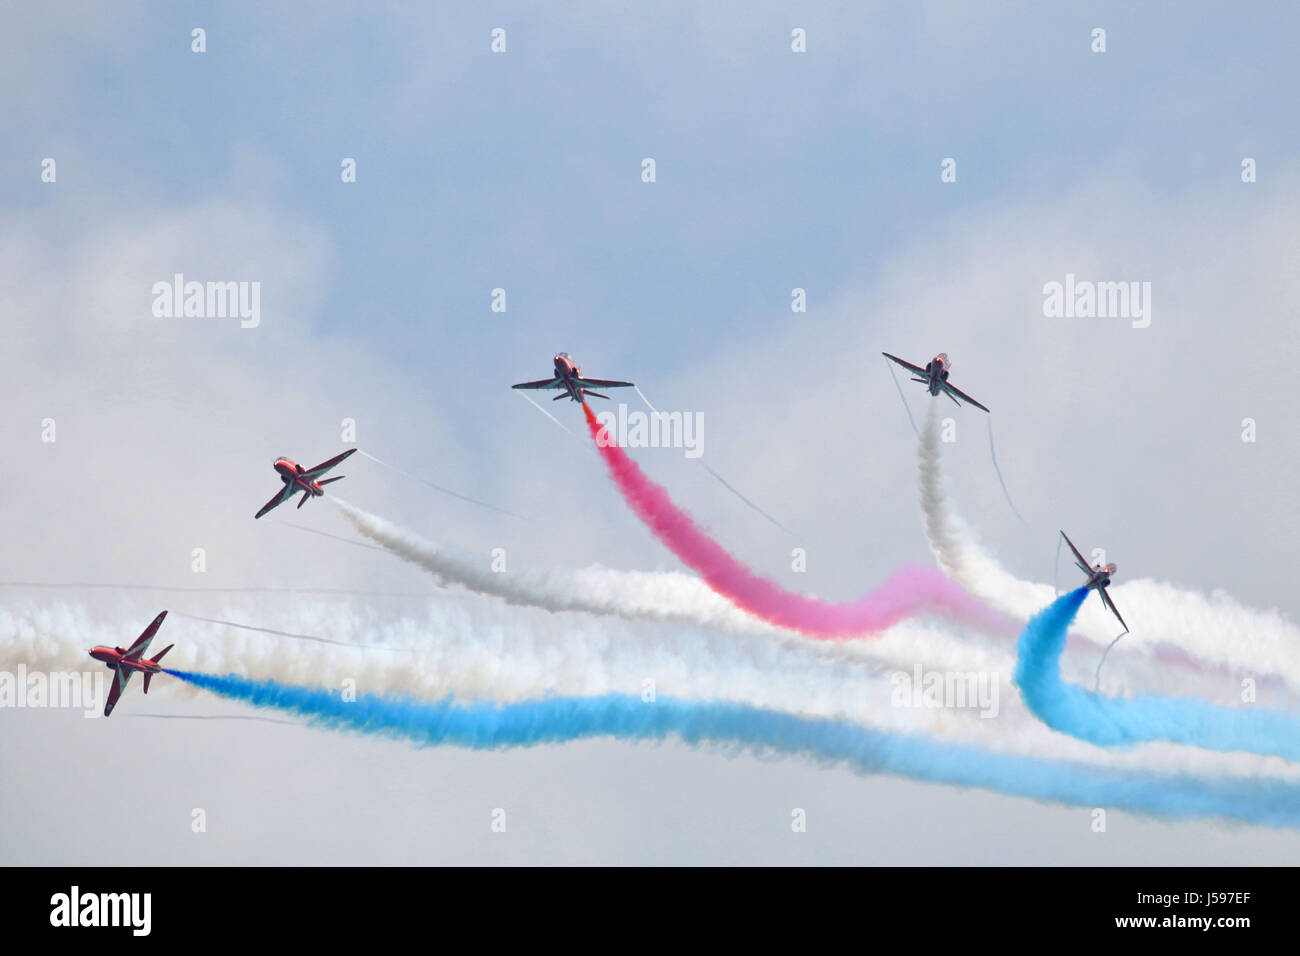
882;351;990;412
512;352;635;402
1061;530;1128;633
88;611;174;717
255;448;357;518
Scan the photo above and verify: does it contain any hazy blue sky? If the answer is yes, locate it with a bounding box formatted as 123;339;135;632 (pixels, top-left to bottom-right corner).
2;2;1297;864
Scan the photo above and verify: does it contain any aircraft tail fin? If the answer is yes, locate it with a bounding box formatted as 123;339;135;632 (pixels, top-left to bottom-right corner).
143;644;173;693
584;391;610;400
297;490;311;509
319;476;345;486
552;392;568;401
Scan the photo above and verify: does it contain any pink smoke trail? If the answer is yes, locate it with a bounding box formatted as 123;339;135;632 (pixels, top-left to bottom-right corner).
582;403;1013;639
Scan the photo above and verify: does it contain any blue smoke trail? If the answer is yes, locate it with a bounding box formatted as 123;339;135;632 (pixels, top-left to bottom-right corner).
1016;589;1300;762
167;667;1300;828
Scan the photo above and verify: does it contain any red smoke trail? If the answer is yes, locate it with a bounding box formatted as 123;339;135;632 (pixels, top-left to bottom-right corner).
582;403;1012;639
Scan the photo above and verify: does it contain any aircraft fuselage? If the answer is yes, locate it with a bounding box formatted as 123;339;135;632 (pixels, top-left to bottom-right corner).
274;458;324;496
554;353;587;401
1085;567;1114;590
88;646;163;673
925;355;952;396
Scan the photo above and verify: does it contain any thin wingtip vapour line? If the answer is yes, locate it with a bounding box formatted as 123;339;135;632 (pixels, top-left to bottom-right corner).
630;386;795;536
357;449;528;519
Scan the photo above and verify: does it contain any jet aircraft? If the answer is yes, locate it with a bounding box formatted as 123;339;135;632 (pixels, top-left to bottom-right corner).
512;353;635;402
882;351;990;412
88;611;174;717
255;448;357;518
1061;530;1128;633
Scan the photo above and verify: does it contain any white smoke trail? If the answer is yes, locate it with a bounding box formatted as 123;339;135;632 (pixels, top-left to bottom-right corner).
0;591;1002;730
331;497;1250;705
3;591;1296;783
333;497;787;635
333;496;1038;659
917;405;1300;686
333;494;1291;757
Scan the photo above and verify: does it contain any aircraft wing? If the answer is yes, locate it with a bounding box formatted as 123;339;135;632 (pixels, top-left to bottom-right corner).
882;352;928;376
944;382;990;413
104;666;132;717
1059;531;1093;575
575;378;634;389
302;448;357;480
255;484;297;519
123;611;167;661
1100;587;1129;633
512;378;562;390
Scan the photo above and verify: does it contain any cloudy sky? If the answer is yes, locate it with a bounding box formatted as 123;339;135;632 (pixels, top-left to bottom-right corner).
2;2;1298;864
